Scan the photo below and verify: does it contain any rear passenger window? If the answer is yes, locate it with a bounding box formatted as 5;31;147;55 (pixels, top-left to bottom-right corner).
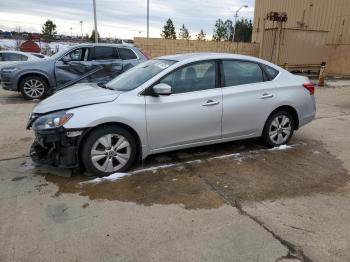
261;64;279;80
93;47;117;60
222;60;264;87
118;48;137;60
3;53;27;61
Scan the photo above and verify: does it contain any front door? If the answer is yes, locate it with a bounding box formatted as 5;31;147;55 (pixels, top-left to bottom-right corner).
145;61;222;151
55;47;93;87
221;60;277;138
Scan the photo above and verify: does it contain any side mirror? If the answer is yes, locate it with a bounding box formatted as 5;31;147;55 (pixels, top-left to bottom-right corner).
61;56;71;64
152;83;172;96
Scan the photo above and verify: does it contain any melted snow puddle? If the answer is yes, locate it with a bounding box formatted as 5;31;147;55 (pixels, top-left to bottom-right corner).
17;159;38;173
83;144;296;184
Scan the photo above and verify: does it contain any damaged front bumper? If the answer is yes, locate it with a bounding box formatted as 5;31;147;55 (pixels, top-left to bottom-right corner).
30;128;85;168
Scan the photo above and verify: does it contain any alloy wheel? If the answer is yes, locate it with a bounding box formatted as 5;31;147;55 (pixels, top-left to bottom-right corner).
269;115;292;144
90;134;131;173
23;79;45;99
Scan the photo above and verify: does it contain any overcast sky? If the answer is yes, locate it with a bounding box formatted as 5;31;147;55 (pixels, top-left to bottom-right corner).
0;0;255;39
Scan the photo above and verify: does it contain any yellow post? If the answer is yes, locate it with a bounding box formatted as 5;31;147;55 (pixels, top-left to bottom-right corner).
318;62;326;87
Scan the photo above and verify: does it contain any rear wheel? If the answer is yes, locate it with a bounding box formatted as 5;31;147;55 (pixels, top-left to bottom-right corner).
19;76;48;100
262;111;295;148
81;126;137;177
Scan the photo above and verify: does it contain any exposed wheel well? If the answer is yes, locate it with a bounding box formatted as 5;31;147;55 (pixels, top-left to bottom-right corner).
77;122;142;169
18;73;50;91
268;105;300;130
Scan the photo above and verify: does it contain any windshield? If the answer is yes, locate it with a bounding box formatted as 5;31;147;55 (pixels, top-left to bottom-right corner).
106;59;177;91
49;48;70;60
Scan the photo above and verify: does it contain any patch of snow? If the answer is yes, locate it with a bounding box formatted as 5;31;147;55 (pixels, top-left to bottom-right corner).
184;159;202;164
210;153;242;160
132;163;181;174
17;159;37;173
85;173;131;183
312;150;321;154
269;144;293;151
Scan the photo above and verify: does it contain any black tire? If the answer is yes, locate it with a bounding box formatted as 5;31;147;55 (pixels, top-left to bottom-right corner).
19;76;48;100
81;126;137;177
262;110;295;148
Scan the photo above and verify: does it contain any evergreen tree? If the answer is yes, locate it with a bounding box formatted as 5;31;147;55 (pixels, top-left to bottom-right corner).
161;19;176;39
179;24;190;40
233;19;253;42
42;20;57;42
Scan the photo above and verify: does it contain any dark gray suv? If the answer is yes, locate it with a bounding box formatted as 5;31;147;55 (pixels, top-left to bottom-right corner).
0;43;148;99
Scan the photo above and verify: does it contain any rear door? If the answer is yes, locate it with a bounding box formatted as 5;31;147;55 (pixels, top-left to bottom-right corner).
55;47;93;87
221;60;277;138
88;46;123;83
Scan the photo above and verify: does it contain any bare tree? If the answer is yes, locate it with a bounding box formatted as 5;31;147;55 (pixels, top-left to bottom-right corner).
14;26;23;51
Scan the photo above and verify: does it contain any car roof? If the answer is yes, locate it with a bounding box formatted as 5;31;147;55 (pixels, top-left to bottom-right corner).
72;43;137;49
158;52;282;70
0;50;32;55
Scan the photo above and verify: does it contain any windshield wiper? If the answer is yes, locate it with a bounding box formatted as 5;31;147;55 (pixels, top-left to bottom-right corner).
98;82;114;90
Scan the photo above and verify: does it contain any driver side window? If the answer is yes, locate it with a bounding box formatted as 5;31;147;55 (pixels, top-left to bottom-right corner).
62;48;90;62
160;61;216;94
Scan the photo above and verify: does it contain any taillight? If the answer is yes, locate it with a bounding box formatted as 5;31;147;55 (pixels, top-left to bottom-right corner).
303;83;315;95
140;49;150;59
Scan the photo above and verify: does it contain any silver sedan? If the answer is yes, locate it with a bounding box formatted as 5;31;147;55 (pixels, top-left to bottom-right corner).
29;53;316;176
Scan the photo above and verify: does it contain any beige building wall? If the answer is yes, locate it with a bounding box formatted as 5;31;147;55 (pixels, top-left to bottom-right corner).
260;28;329;65
253;0;350;45
253;0;350;75
326;45;350;76
134;38;260;58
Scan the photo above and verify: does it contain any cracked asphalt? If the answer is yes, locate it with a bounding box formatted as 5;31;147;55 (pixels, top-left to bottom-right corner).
1;84;350;262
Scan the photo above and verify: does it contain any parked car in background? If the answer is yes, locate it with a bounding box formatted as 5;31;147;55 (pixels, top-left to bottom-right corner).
0;51;41;86
0;44;148;99
27;53;316;176
2;31;13;38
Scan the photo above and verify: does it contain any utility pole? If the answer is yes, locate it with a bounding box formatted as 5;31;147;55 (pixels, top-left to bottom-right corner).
147;0;149;38
232;5;248;42
93;0;98;43
80;21;83;40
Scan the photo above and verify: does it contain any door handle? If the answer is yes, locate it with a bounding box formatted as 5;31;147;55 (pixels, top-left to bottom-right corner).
202;100;220;106
260;93;274;99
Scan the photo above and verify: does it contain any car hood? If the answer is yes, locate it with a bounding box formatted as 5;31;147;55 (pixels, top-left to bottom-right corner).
33;83;122;114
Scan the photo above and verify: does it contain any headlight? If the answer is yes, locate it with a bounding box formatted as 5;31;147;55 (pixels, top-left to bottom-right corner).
32;112;73;130
1;67;17;73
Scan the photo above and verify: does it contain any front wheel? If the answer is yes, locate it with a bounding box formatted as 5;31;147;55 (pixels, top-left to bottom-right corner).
81;126;137;177
262;111;295;148
19;76;48;100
